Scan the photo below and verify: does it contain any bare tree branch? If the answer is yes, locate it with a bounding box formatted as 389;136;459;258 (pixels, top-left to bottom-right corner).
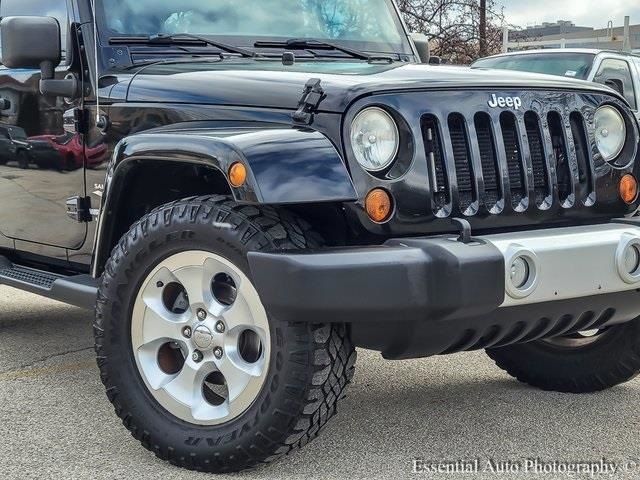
397;0;508;64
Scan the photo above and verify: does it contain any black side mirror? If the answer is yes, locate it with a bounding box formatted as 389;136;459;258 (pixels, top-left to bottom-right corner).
1;16;78;98
429;56;442;65
410;33;430;64
1;16;61;75
605;78;625;96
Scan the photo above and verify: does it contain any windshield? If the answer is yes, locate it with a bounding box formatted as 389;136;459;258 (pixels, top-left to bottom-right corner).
473;53;596;80
97;0;411;55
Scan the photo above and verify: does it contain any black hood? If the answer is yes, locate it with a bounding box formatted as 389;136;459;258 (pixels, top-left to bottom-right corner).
109;60;619;113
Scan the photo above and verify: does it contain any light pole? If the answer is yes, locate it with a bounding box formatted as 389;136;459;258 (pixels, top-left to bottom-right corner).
479;0;487;57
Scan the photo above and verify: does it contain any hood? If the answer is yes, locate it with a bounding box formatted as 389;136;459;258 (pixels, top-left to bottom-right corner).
110;60;618;113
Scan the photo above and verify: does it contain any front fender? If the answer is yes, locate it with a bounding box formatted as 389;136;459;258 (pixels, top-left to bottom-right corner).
92;126;357;276
106;127;357;204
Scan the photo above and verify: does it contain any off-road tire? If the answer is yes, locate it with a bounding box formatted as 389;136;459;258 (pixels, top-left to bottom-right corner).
94;195;357;473
487;320;640;393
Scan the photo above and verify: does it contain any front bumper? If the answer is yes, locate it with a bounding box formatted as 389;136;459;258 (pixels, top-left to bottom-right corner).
248;220;640;359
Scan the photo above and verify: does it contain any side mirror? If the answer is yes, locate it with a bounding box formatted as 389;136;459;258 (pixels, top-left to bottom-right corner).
1;16;61;75
410;33;430;64
605;78;625;96
429;56;442;65
1;16;79;98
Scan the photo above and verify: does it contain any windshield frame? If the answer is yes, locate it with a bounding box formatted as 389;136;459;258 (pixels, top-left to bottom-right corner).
473;52;597;80
94;0;414;57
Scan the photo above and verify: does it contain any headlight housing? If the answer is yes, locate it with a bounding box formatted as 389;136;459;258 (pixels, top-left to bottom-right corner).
595;105;626;162
350;107;399;172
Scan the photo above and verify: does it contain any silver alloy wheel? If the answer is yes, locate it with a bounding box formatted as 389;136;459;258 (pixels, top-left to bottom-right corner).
131;251;270;426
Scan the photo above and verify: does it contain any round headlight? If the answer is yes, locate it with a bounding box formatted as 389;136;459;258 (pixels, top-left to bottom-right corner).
350;107;399;172
594;105;626;162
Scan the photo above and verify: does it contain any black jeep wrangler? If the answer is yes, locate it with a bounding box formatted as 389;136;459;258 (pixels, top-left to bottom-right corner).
1;0;640;474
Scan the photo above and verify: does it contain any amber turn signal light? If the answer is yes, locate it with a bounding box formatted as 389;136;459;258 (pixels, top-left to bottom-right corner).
228;162;247;188
620;174;639;204
365;188;393;223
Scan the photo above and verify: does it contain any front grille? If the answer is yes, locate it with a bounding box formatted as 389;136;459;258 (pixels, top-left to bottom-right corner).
422;104;595;216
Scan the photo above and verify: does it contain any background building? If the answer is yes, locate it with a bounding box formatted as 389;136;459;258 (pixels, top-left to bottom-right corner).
505;18;640;53
510;20;593;41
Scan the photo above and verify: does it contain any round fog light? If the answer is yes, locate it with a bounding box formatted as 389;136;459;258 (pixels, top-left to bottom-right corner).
624;244;640;274
505;248;539;299
616;235;640;284
510;257;530;289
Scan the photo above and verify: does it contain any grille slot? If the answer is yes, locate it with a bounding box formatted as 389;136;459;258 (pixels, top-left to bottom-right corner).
499;112;526;208
570;112;594;205
422;115;449;211
548;111;573;205
474;113;501;210
447;114;476;212
524;112;550;208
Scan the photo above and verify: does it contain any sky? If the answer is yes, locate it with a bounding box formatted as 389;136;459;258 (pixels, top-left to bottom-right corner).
500;0;640;29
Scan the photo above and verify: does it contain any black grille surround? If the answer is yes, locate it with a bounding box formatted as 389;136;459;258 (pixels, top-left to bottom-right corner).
344;89;640;236
420;95;599;217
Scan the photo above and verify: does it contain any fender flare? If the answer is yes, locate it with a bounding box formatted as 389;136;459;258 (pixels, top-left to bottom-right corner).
92;126;357;275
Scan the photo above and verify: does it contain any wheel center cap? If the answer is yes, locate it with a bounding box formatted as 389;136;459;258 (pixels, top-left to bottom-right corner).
193;325;214;349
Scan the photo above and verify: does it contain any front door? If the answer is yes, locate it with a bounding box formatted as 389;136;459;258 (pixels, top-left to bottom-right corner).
0;0;86;255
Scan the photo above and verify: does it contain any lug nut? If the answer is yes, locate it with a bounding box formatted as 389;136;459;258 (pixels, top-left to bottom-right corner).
192;350;204;363
214;347;224;359
182;326;192;339
156;281;164;288
215;321;225;333
197;309;207;321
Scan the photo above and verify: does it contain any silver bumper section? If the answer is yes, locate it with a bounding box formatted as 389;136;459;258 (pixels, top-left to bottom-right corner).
485;222;640;307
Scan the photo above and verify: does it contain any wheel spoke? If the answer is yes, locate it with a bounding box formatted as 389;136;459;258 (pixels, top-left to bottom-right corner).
216;357;256;403
203;257;243;317
172;265;207;308
141;267;181;315
221;294;254;330
138;308;188;348
191;396;230;423
163;360;213;407
136;343;177;391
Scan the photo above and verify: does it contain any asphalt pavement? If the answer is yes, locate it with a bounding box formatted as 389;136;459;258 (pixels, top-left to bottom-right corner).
1;286;639;479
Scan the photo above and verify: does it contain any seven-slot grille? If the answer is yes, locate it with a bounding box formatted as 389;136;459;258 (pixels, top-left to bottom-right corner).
421;108;594;216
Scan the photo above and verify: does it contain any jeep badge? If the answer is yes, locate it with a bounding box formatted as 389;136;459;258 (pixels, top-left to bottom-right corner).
488;93;522;110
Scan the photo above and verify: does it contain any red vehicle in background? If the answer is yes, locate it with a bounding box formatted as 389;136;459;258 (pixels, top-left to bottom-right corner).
29;132;107;170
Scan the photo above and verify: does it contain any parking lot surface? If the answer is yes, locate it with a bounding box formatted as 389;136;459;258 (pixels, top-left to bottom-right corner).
1;286;639;479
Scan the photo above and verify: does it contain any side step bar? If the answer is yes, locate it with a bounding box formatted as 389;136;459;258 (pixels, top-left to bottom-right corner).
0;256;98;310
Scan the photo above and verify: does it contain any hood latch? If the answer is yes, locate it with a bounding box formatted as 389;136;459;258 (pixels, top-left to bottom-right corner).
292;78;325;125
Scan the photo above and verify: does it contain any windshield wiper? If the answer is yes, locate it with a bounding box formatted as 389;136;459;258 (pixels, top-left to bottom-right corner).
254;38;394;63
110;33;258;58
